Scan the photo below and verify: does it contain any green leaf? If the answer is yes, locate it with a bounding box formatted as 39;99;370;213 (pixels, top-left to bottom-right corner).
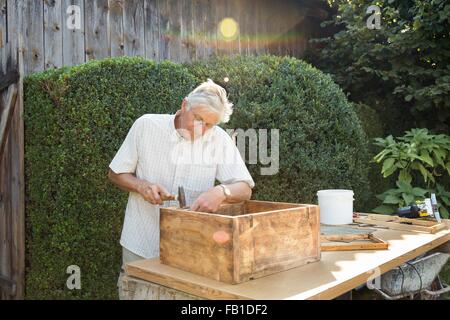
398;169;412;184
411;187;428;197
402;193;415;206
382;158;396;177
416;163;431;183
418;151;434;167
405;94;413;102
383;195;401;204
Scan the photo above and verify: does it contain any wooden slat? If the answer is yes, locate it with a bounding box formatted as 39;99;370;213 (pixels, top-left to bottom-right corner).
109;0;124;57
7;0;23;69
168;0;182;62
354;214;447;234
22;0;44;74
144;0;159;61
192;0;204;59
0;89;12;299
0;0;6;48
9;36;25;299
123;0;145;57
85;0;110;61
157;0;169;60
179;0;193;62
62;0;85;66
321;234;389;251
0;84;18;159
44;0;63;69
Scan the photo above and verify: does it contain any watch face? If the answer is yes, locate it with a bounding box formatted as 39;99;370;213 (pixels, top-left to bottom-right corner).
222;185;231;196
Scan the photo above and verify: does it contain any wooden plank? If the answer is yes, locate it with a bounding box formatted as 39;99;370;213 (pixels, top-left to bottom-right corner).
0;0;6;48
85;0;110;61
192;0;205;59
109;0;124;57
363;213;438;226
179;0;194;62
0;87;12;299
156;0;168;60
126;228;450;300
22;0;45;74
7;0;23;69
0;84;18;160
321;234;389;251
123;0;145;57
245;205;320;281
144;0;159;61
9;36;25;299
62;0;85;66
0;90;6;300
44;0;63;69
202;0;214;58
354;214;447;234
166;0;181;61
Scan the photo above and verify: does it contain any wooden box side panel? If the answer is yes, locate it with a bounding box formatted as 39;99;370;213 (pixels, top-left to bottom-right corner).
236;205;321;282
245;200;303;214
160;210;235;283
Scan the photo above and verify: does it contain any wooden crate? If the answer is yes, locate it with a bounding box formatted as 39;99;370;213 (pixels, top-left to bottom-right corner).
160;200;320;284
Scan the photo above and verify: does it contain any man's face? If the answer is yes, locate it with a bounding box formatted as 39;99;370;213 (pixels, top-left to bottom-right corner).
180;102;220;140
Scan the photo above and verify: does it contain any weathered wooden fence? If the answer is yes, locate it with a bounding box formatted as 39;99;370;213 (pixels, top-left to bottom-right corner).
1;0;328;76
0;39;24;300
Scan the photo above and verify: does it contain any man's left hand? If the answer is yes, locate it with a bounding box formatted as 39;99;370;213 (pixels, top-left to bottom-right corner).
190;186;226;213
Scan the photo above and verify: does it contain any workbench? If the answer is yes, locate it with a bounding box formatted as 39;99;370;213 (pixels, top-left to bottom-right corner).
122;226;450;300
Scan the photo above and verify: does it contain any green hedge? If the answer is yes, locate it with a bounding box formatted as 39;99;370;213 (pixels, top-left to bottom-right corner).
24;55;370;299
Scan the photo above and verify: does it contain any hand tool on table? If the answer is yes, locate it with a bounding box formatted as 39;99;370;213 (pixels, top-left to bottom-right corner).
394;193;441;222
160;186;187;208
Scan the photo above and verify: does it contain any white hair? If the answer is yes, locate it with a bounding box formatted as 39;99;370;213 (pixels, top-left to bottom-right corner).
185;79;233;123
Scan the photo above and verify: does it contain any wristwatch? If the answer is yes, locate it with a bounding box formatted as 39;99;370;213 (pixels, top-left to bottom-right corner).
218;184;231;200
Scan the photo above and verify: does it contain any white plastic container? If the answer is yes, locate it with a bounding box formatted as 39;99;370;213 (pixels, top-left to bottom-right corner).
317;189;354;225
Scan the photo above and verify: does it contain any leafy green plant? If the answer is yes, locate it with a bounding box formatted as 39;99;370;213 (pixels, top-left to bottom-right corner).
307;0;450;134
372;128;450;217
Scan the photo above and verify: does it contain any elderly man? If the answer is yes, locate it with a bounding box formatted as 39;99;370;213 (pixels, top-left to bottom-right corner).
108;79;254;297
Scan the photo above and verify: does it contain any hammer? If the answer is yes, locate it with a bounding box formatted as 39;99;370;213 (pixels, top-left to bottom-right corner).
161;186;187;208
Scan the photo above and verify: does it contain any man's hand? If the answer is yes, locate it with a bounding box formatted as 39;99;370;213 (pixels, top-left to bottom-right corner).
136;180;170;205
191;186;226;213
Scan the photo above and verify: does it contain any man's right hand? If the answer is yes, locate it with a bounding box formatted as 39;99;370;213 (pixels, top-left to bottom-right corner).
136;180;170;205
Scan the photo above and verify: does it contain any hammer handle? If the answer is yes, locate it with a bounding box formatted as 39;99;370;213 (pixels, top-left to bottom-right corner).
161;194;177;201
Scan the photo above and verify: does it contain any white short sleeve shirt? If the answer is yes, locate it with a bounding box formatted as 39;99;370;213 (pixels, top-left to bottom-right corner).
109;114;255;258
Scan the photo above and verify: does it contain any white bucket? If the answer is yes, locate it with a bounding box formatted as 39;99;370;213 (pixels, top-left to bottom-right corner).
317;189;354;225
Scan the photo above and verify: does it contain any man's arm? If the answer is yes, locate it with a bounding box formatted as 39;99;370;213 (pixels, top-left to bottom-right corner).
108;169;170;205
190;181;252;213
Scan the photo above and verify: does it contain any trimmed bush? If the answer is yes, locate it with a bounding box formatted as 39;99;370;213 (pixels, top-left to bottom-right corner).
24;57;197;299
188;55;371;207
24;55;370;299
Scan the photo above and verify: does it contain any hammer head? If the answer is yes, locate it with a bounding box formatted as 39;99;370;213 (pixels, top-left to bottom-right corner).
178;186;186;208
